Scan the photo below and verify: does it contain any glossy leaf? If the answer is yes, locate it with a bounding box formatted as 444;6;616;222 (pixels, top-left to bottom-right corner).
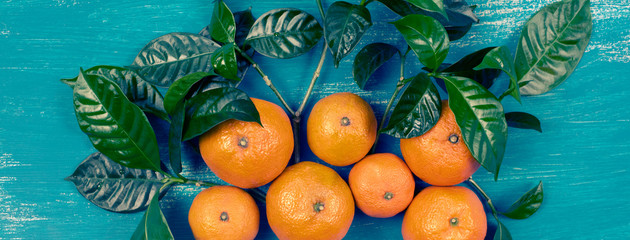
515;0;592;95
393;14;449;70
73;71;161;172
325;1;372;67
440;75;508;179
130;193;174;240
494;220;513;240
211;43;239;81
501;181;544;219
130;32;221;87
505;112;542;132
209;0;235;44
474;46;521;102
168;101;186;174
201;7;256;49
406;0;447;19
353;43;399;89
246;8;323;59
65;152;167;213
183;87;261;141
163;72;214;115
62;65;169;121
440;47;502;89
381;73;441;138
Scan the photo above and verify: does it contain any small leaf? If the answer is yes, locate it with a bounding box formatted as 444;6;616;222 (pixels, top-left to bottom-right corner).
325;1;372;68
168;101;186;174
381;73;441;138
494;220;513;240
474;46;521;102
406;0;448;19
201;7;256;49
73;71;162;172
392;14;449;70
130;32;221;87
130;193;174;240
438;47;502;89
501;181;544;219
163;72;214;115
209;0;236;44
505;112;542;132
211;43;239;81
65;152;168;213
246;8;323;59
352;43;399;89
515;0;592;95
440;74;508;179
183;87;261;141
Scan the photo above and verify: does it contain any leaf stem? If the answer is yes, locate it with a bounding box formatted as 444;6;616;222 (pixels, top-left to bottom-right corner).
316;0;326;20
467;177;500;219
296;44;328;117
359;0;367;6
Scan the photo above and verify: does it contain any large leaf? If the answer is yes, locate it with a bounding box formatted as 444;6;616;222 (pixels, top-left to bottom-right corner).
163;72;214;115
353;43;399;89
65;152;167;213
435;47;502;90
440;75;508;179
246;8;323;59
200;7;256;49
130;193;174;240
62;65;169;121
381;73;441;138
515;0;592;95
325;1;372;67
501;181;544;219
406;0;447;19
183;87;261;141
392;14;449;70
129;32;221;87
211;43;239;81
209;0;236;44
494;220;513;240
73;71;162;172
505;112;542;132
474;46;521;102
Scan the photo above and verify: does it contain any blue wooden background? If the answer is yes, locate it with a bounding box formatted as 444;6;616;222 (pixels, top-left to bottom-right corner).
1;0;629;239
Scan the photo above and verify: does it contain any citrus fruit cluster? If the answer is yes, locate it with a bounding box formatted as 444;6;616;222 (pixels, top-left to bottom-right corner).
189;92;488;240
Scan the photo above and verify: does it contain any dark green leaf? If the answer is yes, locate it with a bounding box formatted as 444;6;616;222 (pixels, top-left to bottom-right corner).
392;14;449;70
211;43;239;81
246;8;323;59
163;72;214;115
168;101;186;174
440;75;508;179
505;112;542;132
325;1;372;67
130;193;174;240
494;220;513;240
381;73;441;138
352;43;399;89
501;181;544;219
62;66;169;121
474;46;521;102
440;47;502;89
515;0;592;95
406;0;447;19
209;0;236;44
201;7;256;49
183;87;261;141
73;71;161;172
130;32;221;87
65;152;168;213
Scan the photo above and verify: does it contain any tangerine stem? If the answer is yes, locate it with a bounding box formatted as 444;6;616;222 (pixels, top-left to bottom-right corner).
467;177;500;219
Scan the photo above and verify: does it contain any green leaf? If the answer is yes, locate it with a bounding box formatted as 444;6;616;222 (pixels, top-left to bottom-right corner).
392;14;449;70
201;7;256;49
163;72;214;115
438;47;502;89
515;0;592;95
325;1;372;67
211;43;239;81
62;65;169;121
440;75;508;179
505;112;542;132
73;71;162;172
65;152;168;213
168;101;186;174
209;0;236;44
381;73;441;138
130;32;221;87
501;181;544;219
474;46;521;102
183;87;261;141
246;8;323;59
352;43;399;89
130;193;174;240
405;0;448;19
493;220;513;240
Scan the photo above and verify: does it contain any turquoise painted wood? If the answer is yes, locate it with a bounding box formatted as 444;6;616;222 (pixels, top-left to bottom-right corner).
1;0;629;239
